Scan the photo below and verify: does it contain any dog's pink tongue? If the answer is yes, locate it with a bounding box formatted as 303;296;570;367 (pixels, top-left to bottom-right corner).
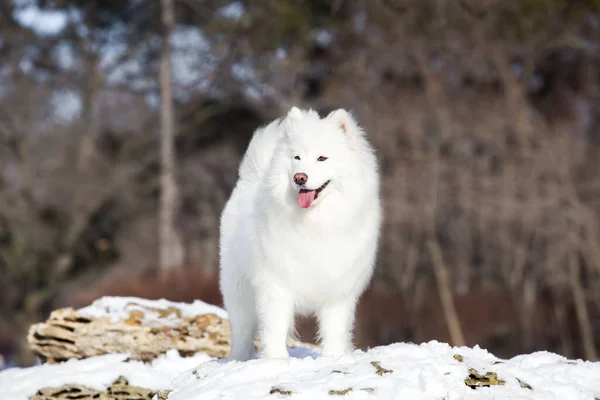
297;190;316;209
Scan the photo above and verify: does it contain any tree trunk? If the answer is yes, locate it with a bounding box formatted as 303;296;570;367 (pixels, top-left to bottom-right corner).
569;251;598;360
553;287;573;358
78;52;99;171
427;237;466;347
414;46;466;348
158;0;184;273
520;277;537;353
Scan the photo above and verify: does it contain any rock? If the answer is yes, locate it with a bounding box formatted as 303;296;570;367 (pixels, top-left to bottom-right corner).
27;297;316;364
156;390;172;400
28;307;230;363
464;368;505;389
30;376;154;400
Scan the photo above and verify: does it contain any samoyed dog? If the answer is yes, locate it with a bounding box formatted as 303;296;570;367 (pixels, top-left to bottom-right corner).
219;107;381;361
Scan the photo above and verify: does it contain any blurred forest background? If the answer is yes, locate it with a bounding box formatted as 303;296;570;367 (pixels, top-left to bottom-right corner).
1;0;600;368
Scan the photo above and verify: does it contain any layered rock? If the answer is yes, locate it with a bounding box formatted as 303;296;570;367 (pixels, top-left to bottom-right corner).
30;376;155;400
28;306;230;363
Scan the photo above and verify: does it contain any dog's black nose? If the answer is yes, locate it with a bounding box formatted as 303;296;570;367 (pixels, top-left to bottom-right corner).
294;173;308;186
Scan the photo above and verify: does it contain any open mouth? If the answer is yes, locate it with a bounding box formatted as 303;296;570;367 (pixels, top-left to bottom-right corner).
297;180;330;209
314;180;330;199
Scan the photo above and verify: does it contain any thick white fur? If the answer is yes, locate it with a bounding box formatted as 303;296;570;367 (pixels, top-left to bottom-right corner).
219;107;381;361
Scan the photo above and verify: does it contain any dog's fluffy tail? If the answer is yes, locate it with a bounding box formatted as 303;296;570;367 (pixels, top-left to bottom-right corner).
238;118;284;183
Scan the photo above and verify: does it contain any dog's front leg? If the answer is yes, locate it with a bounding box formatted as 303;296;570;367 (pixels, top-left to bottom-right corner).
317;298;356;357
256;282;294;358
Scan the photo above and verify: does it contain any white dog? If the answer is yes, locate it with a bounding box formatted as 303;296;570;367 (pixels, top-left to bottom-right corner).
219;107;381;360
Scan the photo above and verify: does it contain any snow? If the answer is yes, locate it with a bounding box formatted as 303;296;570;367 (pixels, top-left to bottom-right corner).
78;296;228;327
169;342;600;400
1;296;600;400
0;351;212;399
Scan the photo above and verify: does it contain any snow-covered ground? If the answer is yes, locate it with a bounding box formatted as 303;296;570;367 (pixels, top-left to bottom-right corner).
0;350;212;399
169;342;600;400
1;297;599;400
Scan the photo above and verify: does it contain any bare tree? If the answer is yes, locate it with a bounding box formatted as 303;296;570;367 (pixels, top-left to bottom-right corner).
158;0;184;273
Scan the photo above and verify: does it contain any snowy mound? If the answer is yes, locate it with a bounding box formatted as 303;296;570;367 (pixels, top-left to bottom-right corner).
169;342;600;400
3;342;600;400
0;350;212;399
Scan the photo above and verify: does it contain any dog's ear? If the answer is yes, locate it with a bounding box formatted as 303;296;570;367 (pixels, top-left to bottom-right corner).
327;109;362;142
287;106;304;121
283;107;306;138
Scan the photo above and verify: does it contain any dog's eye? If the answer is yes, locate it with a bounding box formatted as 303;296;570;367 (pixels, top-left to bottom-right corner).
317;156;328;162
294;156;300;160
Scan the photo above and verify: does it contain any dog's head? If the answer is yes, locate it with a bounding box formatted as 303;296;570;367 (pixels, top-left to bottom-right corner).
268;107;370;210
